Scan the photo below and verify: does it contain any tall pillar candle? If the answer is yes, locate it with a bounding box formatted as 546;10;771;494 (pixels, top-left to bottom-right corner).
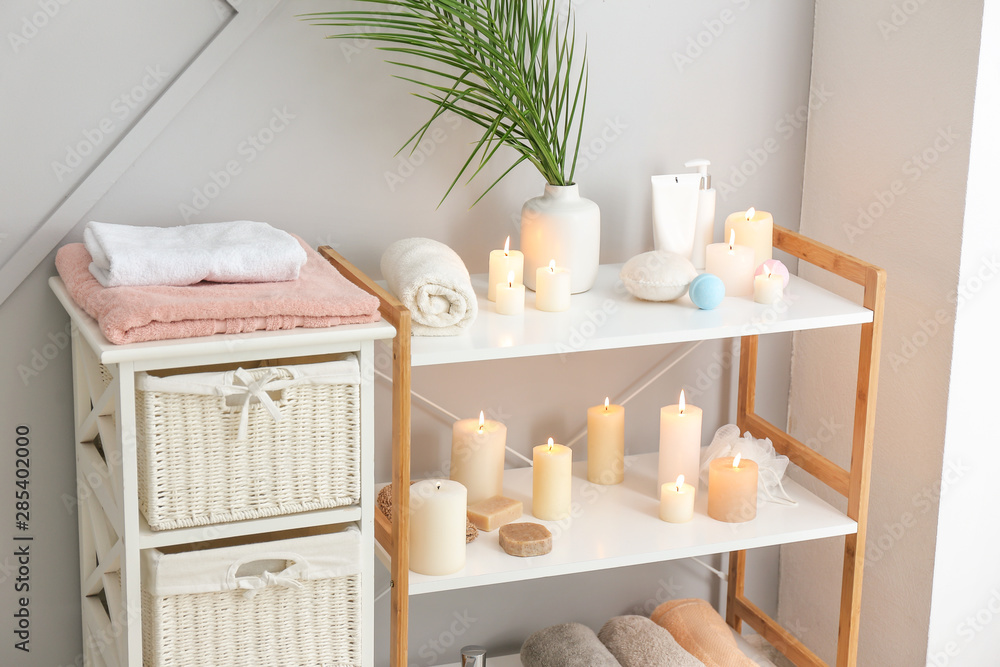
707;454;759;523
724;207;773;269
704;229;755;297
658;391;703;494
450;412;507;505
587;398;625;485
409;479;467;575
488;236;524;302
535;260;572;312
532;438;572;520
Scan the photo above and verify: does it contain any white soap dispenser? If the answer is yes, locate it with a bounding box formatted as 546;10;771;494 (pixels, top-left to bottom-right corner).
685;158;717;269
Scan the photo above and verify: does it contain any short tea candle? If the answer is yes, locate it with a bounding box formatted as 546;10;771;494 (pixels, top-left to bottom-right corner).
495;270;525;315
535;260;571;312
488;236;524;302
660;474;696;523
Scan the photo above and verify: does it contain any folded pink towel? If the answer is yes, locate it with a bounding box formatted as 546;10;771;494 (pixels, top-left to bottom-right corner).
55;236;380;345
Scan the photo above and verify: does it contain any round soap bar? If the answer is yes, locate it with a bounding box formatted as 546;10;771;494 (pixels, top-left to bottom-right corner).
689;273;725;310
499;522;553;557
620;250;698;302
754;259;790;287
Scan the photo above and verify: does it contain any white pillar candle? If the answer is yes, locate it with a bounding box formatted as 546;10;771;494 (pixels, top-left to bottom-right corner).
495;270;525;315
534;260;572;312
724;207;773;269
707;454;759;523
532;437;572;520
488;236;524;302
450;411;507;505
753;264;784;305
658;390;703;494
705;230;755;297
659;474;696;523
409;479;467;575
587;398;624;485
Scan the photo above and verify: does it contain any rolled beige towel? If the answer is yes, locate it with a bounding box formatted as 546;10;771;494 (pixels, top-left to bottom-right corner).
598;615;705;666
651;599;758;667
521;623;621;667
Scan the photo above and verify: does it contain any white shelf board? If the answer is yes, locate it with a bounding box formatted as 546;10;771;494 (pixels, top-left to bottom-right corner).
405;453;855;596
408;264;871;366
49;277;396;367
138;505;362;549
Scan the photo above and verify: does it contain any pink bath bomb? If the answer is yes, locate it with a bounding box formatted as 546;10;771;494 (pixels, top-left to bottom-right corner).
754;259;789;288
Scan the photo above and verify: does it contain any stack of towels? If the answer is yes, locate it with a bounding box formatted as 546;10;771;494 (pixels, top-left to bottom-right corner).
521;598;768;667
56;220;380;345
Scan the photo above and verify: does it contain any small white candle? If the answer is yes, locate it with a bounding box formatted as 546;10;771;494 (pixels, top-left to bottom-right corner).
658;390;703;494
409;479;467;575
532;437;572;520
587;397;625;485
488;236;524;302
705;229;755;297
535;260;571;312
450;411;507;505
660;474;696;523
724;206;773;269
753;264;784;305
495;270;525;315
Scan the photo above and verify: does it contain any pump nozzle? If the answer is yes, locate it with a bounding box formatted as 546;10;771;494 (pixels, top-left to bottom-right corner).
684;158;711;189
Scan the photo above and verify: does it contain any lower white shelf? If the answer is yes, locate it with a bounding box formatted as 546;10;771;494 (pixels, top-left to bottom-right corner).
382;452;855;596
138;505;362;549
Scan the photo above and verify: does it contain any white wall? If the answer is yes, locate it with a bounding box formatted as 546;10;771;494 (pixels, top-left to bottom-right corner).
781;1;989;665
0;1;816;665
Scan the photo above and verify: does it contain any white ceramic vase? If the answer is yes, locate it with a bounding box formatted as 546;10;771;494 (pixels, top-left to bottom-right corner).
520;184;601;293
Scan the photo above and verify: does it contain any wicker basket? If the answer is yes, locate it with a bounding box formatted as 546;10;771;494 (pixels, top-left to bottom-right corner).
140;526;362;666
136;356;361;530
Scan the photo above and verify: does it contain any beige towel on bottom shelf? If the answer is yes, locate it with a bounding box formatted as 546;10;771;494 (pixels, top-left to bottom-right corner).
651;599;758;667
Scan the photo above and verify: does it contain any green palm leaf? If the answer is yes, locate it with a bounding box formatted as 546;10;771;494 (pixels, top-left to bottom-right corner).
302;0;589;206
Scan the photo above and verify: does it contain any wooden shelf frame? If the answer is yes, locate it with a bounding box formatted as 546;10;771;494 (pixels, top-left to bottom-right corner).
320;224;885;667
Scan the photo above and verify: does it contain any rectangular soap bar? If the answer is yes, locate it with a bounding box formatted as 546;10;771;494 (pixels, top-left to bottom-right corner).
467;495;523;532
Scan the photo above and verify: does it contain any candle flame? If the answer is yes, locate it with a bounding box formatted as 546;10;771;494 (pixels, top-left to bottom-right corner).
728;228;736;251
733;453;742;468
604;397;610;410
478;410;485;432
548;259;556;273
676;474;684;492
679;389;686;415
504;236;510;255
547;437;554;452
507;270;514;288
763;264;772;279
436;481;442;490
746;207;755;221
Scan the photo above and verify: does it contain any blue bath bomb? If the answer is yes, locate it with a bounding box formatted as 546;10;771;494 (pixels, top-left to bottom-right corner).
689;273;725;310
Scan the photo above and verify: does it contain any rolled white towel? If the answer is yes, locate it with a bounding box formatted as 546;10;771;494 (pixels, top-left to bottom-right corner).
84;220;307;287
380;237;478;336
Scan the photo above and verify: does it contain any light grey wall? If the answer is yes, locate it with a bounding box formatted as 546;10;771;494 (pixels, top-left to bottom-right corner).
0;1;815;665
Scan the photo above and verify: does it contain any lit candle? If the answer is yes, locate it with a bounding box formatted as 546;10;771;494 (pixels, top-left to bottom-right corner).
659;474;696;523
488;236;524;302
704;229;755;297
409;479;467;575
707;453;759;523
534;260;572;312
495;270;525;315
658;390;703;495
753;263;784;305
724;207;773;269
532;437;572;520
586;397;625;485
450;411;507;505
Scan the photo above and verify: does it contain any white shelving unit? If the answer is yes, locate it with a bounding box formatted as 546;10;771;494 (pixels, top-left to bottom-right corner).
323;225;886;667
51;276;396;667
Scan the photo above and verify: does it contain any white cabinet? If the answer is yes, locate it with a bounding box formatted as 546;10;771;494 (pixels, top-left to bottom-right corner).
51;276;396;666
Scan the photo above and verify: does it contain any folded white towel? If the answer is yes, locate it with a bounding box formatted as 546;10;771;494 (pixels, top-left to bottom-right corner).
84;220;308;287
380;237;478;336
